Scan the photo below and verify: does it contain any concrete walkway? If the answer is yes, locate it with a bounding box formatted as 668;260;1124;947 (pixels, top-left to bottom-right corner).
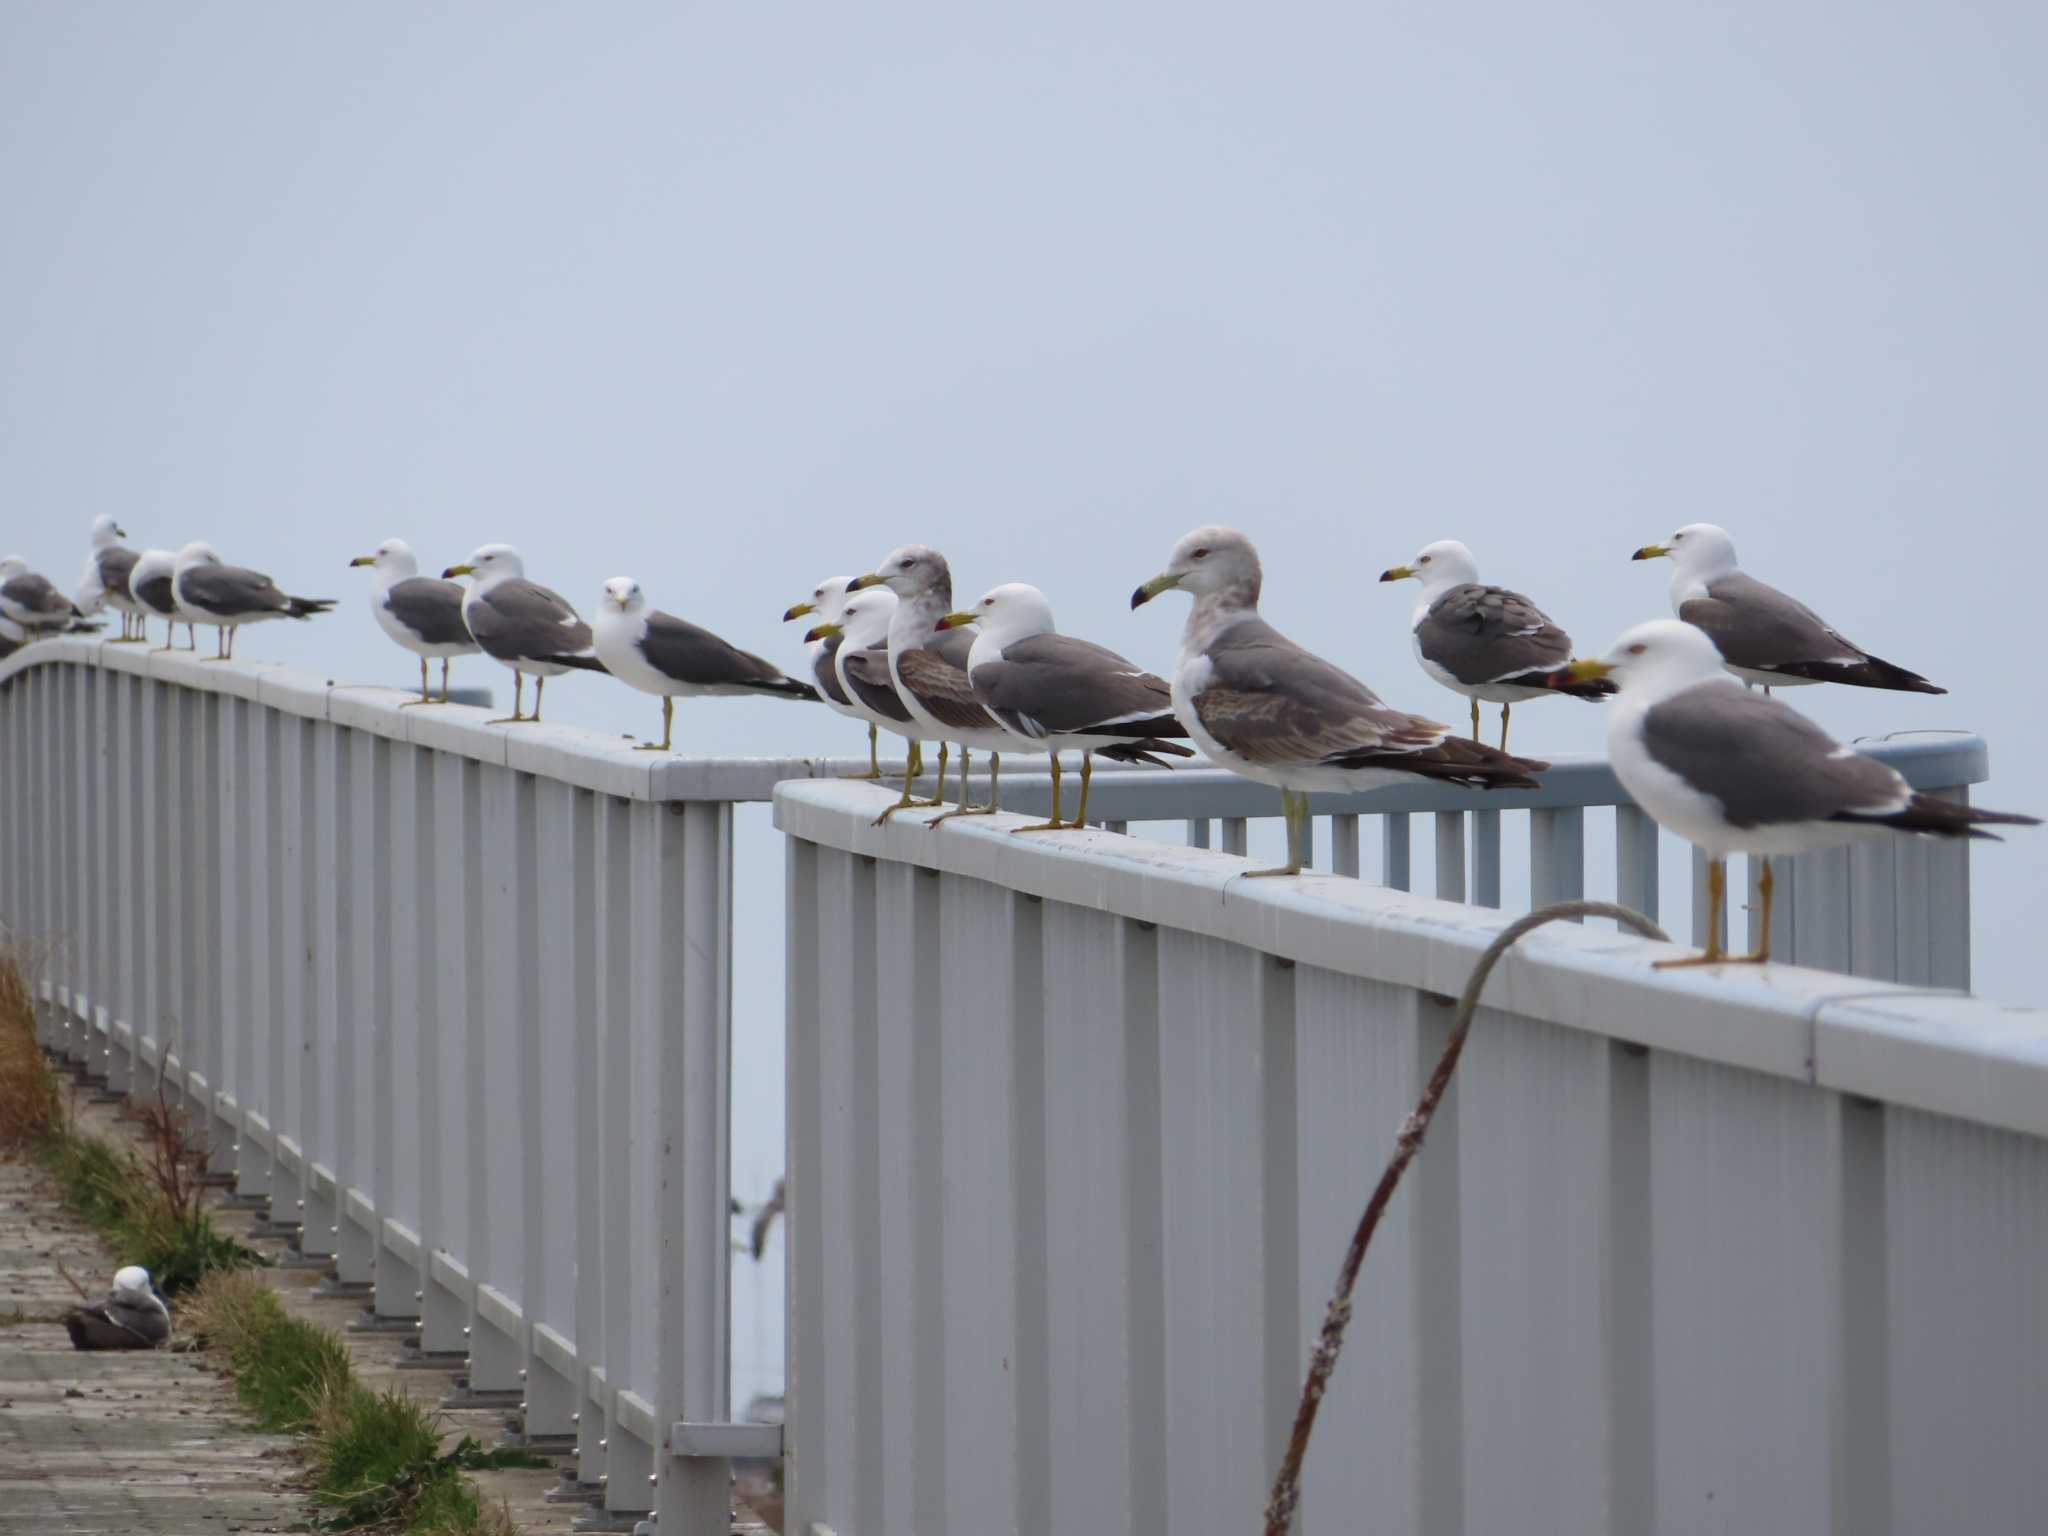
0;1148;300;1535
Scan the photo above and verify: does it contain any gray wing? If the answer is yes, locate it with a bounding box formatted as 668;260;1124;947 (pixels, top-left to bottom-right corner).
638;610;788;687
1679;572;1864;671
812;635;853;707
1416;584;1571;685
468;579;592;660
132;571;177;614
928;626;978;669
971;633;1180;739
180;564;294;617
896;646;1003;732
383;577;474;647
1640;682;1909;828
96;547;140;591
2;572;78;620
842;645;914;723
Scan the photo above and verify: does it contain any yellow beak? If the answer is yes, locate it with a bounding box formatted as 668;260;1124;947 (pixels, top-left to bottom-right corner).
803;621;843;643
1379;564;1415;582
1631;544;1670;561
349;555;374;568
935;610;977;630
1565;658;1616;684
847;572;883;591
783;600;815;621
1130;571;1182;608
442;562;475;578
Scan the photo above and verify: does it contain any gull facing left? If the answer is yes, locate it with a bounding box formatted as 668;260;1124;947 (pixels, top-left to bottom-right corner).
442;544;606;724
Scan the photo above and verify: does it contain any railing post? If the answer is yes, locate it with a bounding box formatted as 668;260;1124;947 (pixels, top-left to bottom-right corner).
1383;812;1411;891
1529;806;1586;917
1615;806;1659;924
1433;811;1466;902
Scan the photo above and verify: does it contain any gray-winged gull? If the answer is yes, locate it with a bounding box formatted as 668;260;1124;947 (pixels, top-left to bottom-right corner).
172;541;335;659
784;576;885;777
442;543;605;723
591;577;818;751
1132;525;1547;876
349;538;479;704
77;516;145;642
1632;523;1943;694
850;545;1022;826
126;547;193;650
937;581;1194;832
1379;538;1613;750
0;556;87;633
809;588;929;787
1572;619;2033;965
64;1264;171;1350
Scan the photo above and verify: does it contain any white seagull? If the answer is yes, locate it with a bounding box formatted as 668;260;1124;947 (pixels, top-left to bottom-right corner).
77;516;145;642
807;587;929;787
441;544;605;723
0;555;88;634
126;548;191;651
1379;538;1612;750
1132;526;1547;876
63;1264;171;1351
349;538;479;704
784;575;885;777
172;541;335;659
1571;619;2032;965
1632;523;1943;694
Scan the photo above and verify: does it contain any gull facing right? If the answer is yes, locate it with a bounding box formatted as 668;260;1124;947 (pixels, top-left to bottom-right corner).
1133;526;1547;876
1572;619;2033;966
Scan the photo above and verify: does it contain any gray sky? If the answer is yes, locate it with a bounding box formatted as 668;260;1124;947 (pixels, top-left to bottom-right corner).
6;3;2044;1403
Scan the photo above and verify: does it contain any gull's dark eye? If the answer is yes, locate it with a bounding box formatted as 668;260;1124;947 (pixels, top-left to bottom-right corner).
900;558;914;570
1193;547;1210;559
983;596;994;606
1627;642;1647;656
1419;555;1432;564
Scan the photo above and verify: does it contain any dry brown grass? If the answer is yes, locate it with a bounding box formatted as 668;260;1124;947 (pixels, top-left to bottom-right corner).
180;1265;278;1359
0;943;62;1150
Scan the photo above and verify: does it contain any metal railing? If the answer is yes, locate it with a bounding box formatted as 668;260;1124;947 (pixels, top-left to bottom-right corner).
0;632;2026;1535
775;777;2048;1536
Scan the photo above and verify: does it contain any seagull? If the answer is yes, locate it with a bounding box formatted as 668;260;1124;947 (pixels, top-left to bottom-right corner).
850;546;1020;827
349;538;479;704
784;576;885;778
1379;538;1613;750
938;582;1194;832
1132;526;1548;876
0;555;88;634
172;541;335;660
0;614;27;663
808;587;930;790
126;548;193;650
591;577;818;751
76;516;145;642
1632;523;1943;694
63;1264;171;1351
1571;619;2033;965
441;543;605;724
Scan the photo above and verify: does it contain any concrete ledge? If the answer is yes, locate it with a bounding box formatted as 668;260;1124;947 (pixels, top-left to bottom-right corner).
476;1282;524;1338
381;1218;423;1269
533;1322;579;1381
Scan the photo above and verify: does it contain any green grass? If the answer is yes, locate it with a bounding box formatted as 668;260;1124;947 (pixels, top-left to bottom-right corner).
34;1125;258;1294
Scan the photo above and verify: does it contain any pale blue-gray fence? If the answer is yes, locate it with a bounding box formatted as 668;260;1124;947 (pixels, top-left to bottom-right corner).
3;634;2041;1535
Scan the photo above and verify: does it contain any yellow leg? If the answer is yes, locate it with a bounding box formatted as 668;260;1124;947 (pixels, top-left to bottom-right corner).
401;655;441;707
1242;789;1307;877
1499;702;1511;753
488;672;529;725
1655;858;1729;967
634;696;674;750
1470;697;1480;741
441;659;452;702
1012;751;1069;834
849;723;883;780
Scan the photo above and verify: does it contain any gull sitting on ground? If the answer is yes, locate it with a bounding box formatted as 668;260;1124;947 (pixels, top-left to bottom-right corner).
64;1265;171;1351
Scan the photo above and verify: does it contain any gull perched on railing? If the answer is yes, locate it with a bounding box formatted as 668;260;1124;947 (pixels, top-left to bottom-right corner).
0;555;89;634
1133;525;1548;877
1379;538;1613;751
849;545;1019;826
808;587;928;791
442;543;606;724
1571;619;2033;965
937;581;1193;832
1632;522;1944;695
590;576;818;752
126;547;191;651
172;541;335;660
76;515;145;642
349;538;479;705
784;575;885;778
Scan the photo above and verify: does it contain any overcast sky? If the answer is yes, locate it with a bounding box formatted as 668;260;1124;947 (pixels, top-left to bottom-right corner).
5;2;2042;1404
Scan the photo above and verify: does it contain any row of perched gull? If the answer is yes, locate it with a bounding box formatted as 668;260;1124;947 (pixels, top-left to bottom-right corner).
3;515;2034;965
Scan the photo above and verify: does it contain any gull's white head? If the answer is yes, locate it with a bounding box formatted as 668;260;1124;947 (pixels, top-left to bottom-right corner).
601;577;646;613
90;515;128;546
1380;538;1478;589
349;538;418;577
940;582;1056;646
830;588;898;647
1576;619;1729;703
1634;522;1738;579
783;575;851;626
175;541;222;569
1132;525;1261;609
113;1265;152;1294
444;543;524;584
0;555;26;579
853;545;950;603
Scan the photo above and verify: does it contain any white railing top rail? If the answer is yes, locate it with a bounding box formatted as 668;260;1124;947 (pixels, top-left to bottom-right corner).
775;778;2048;1141
0;636;1991;817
